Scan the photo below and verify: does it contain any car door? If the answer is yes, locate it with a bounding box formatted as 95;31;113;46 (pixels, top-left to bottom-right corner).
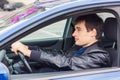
1;0;120;80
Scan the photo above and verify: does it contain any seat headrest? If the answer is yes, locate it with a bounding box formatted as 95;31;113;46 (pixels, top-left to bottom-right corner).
104;17;117;41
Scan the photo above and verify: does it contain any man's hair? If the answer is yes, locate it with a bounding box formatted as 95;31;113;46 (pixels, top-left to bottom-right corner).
74;14;103;40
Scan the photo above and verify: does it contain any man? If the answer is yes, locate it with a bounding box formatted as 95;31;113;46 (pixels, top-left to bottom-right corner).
11;14;111;71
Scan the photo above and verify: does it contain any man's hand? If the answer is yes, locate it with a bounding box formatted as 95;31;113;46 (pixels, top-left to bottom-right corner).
11;41;31;57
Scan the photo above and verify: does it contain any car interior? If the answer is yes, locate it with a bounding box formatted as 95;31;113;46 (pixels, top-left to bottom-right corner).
0;11;118;75
102;17;117;66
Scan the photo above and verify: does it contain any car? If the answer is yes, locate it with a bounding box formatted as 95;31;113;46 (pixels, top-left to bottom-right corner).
0;0;120;80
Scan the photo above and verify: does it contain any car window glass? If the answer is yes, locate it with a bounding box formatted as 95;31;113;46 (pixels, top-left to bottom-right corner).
20;19;67;41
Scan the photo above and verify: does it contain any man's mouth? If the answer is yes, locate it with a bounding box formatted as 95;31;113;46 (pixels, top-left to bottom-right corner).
74;38;78;42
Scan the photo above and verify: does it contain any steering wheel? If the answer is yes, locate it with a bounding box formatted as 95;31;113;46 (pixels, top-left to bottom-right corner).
18;52;32;73
0;50;32;73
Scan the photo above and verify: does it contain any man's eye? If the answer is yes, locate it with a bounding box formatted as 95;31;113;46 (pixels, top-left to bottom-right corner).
77;29;81;31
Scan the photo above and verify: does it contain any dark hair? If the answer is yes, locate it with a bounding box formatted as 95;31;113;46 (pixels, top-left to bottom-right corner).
74;14;103;40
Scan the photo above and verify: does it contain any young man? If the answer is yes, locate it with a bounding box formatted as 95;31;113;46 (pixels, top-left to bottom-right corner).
11;14;111;71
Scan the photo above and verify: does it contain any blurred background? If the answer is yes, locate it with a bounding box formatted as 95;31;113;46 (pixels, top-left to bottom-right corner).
8;0;34;5
0;0;37;11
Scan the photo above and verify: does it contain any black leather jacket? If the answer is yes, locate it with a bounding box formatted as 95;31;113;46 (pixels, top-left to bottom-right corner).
29;43;111;70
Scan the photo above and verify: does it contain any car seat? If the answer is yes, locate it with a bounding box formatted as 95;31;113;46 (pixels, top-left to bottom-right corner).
103;17;117;66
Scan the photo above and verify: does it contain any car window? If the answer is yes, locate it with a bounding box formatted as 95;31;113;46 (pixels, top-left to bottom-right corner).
20;19;67;41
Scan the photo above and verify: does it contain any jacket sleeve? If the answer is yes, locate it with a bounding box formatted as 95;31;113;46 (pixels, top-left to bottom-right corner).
29;48;110;70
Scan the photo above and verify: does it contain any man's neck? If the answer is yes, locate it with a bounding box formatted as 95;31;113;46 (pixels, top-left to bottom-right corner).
83;40;98;48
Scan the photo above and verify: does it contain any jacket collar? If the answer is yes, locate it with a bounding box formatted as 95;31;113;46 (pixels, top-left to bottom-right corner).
83;42;106;54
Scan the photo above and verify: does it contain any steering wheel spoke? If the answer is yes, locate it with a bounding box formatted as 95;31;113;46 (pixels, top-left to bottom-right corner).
18;52;32;73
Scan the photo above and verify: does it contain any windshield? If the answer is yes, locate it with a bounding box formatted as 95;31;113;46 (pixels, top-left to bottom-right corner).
0;0;77;31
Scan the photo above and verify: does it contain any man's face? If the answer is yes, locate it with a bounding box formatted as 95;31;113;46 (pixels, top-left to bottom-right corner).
72;21;97;47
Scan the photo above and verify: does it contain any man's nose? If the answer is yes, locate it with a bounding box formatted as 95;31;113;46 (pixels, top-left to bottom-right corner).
72;31;76;37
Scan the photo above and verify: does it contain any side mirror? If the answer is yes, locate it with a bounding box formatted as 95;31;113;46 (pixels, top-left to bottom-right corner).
0;62;10;80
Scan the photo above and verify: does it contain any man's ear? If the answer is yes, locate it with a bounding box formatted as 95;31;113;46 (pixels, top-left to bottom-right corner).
90;28;97;37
